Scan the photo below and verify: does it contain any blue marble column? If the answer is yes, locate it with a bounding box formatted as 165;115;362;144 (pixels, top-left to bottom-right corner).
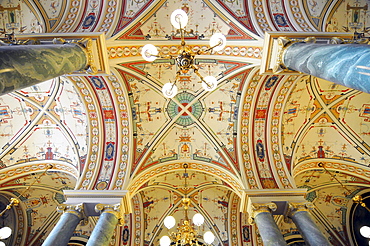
288;202;330;246
86;204;120;246
252;203;287;246
283;42;370;94
42;204;85;246
0;43;87;96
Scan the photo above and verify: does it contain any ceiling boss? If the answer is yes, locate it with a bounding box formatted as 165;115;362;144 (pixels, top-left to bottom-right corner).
141;9;227;98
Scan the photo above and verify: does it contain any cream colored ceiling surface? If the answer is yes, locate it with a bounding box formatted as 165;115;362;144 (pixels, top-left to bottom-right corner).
0;0;369;246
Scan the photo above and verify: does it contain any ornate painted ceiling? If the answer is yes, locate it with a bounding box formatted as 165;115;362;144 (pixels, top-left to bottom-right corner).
0;0;369;245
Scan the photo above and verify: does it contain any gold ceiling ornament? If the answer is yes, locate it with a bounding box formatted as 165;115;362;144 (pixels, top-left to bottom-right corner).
318;162;370;212
160;164;215;246
141;9;227;98
0;164;53;243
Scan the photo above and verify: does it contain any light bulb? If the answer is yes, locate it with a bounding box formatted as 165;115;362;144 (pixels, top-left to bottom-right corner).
361;226;370;238
0;227;11;240
141;44;158;62
202;76;217;91
193;213;204;226
164;216;176;229
203;231;215;244
162;83;178;98
171;9;188;29
0;241;5;246
209;33;226;52
160;235;171;246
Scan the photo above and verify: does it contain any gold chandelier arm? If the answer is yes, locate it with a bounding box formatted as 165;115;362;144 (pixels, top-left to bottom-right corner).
192;66;213;88
197;40;223;55
179;22;186;47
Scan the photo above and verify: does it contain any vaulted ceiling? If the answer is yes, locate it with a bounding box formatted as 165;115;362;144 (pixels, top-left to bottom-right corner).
0;0;369;245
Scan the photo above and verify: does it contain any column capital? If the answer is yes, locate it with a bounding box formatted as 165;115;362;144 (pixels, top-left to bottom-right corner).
287;202;314;217
95;203;123;225
57;203;87;224
249;202;277;224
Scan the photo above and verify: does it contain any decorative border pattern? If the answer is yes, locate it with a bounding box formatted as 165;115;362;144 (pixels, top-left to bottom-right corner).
240;70;260;189
252;0;273;32
293;160;370;179
56;0;83;33
0;162;78;182
129;162;243;195
287;0;314;31
106;74;130;190
107;45;262;59
269;75;298;188
69;76;101;189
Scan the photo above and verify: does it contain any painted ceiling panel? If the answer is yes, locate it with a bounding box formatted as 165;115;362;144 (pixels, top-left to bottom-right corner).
113;0;155;36
326;0;368;33
0;0;44;35
0;94;31;150
282;76;370;170
212;0;258;35
118;0;255;41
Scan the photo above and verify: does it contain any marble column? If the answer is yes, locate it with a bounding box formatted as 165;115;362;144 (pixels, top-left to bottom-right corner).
42;203;85;246
86;203;121;246
282;42;370;94
251;203;287;246
287;202;330;246
0;43;88;96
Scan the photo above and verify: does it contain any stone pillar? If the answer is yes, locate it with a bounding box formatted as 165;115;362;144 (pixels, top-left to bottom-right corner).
287;202;330;246
86;203;121;246
281;40;370;94
42;203;86;246
250;203;287;246
0;42;88;96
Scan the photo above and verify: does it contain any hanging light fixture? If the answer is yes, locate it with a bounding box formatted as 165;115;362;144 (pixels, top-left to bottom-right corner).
160;164;215;245
141;9;227;98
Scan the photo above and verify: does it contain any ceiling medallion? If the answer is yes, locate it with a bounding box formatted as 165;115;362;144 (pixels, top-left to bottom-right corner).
141;9;226;98
167;92;203;127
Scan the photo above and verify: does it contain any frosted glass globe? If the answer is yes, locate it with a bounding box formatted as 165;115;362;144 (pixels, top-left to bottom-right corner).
361;226;370;238
193;213;204;226
203;231;215;244
162;83;178;98
0;241;5;246
141;44;158;62
171;9;188;29
210;33;226;51
160;235;171;246
202;76;217;91
0;227;11;239
164;216;176;229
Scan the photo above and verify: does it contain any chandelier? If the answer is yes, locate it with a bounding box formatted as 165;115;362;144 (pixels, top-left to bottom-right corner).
160;164;215;246
141;9;227;98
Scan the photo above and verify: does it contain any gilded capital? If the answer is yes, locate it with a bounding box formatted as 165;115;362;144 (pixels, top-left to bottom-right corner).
287;202;314;217
57;203;85;219
95;203;124;225
95;203;121;216
251;202;277;216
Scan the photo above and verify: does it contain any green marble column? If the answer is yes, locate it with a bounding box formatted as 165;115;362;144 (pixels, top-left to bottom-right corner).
42;204;85;246
0;43;87;96
86;204;120;246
